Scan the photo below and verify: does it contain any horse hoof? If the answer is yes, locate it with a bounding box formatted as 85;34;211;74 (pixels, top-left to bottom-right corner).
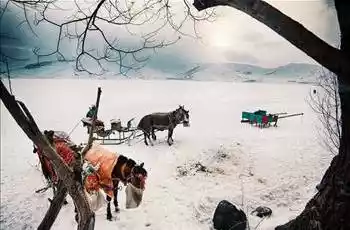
115;207;120;212
107;213;112;221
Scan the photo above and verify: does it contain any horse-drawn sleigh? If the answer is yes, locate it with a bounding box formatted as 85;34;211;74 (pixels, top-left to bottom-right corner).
81;105;190;146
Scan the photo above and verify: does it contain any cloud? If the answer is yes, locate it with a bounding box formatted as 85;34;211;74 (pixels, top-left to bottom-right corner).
0;0;340;71
224;50;259;64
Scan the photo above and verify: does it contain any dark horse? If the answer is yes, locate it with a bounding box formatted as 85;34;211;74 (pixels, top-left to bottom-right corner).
34;130;148;221
137;105;190;146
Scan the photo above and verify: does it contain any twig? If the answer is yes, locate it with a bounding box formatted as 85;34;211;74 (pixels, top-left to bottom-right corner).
35;185;52;193
254;217;266;229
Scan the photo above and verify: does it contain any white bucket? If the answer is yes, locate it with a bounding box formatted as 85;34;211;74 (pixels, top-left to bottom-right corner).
125;183;144;209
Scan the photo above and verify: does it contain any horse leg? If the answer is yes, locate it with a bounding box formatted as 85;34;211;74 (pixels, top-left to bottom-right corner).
148;133;154;146
113;180;120;212
167;128;174;146
143;132;149;146
145;129;154;146
151;127;157;140
106;195;113;220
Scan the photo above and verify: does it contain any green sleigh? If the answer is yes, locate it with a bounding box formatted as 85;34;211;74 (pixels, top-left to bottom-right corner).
241;110;303;128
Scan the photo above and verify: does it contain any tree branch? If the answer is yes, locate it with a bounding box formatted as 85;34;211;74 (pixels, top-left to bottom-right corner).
5;0;214;75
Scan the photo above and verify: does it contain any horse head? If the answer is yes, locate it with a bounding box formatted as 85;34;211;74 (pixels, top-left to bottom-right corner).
175;105;190;127
129;162;148;190
124;161;148;209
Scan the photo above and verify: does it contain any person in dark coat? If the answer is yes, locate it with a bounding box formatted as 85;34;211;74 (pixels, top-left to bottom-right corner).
86;105;97;118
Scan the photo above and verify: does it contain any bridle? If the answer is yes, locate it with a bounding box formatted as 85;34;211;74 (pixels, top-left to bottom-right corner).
170;109;186;125
128;166;147;190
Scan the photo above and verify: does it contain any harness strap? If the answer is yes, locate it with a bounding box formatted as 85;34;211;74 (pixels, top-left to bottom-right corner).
100;183;114;191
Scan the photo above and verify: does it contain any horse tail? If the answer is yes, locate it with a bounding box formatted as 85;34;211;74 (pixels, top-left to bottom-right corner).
137;116;145;130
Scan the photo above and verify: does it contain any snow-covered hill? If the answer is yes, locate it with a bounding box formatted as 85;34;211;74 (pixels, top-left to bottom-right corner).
2;61;322;84
165;62;322;83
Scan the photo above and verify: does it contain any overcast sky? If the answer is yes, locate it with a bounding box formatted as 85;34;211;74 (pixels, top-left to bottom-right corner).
1;0;339;69
168;0;340;67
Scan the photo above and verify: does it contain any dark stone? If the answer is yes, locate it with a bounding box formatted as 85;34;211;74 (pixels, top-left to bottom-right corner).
213;200;247;230
251;206;272;218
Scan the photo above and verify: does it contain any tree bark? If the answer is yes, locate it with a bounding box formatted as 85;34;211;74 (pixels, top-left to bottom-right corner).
38;181;68;230
192;0;350;229
0;81;96;230
192;0;350;78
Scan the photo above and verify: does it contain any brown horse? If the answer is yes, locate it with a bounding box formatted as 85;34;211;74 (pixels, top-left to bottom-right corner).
34;130;148;221
137;105;190;146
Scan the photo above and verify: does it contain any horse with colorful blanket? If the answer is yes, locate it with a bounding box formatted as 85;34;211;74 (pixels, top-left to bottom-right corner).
34;130;148;221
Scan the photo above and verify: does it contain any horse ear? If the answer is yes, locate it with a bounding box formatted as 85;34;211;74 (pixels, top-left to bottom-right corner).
140;162;144;168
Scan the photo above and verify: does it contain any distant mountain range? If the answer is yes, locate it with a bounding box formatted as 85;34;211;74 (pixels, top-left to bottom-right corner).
162;62;322;83
1;60;323;84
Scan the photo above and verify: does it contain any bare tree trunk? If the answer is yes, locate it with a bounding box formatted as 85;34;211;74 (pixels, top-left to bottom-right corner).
0;81;99;230
38;181;67;230
276;1;350;229
192;0;350;229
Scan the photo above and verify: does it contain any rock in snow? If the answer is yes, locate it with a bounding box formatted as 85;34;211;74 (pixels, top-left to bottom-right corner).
213;200;247;230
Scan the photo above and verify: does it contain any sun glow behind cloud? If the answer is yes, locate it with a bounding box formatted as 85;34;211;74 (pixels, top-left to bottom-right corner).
194;0;339;67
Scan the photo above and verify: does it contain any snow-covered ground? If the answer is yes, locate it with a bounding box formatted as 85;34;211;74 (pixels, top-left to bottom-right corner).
1;79;332;230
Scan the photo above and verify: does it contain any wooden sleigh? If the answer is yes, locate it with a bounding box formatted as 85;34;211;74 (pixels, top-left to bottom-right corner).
81;117;143;145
